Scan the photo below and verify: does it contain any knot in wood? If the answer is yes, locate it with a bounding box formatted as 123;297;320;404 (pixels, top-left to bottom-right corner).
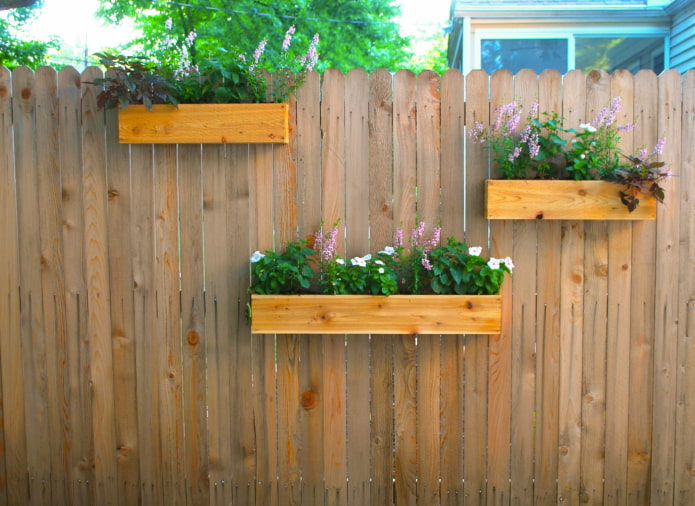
0;85;6;97
187;330;200;346
21;88;31;99
301;390;318;410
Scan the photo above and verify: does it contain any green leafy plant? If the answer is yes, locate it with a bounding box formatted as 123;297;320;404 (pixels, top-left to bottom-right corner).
469;97;672;211
249;222;512;296
93;25;319;110
249;240;315;295
428;240;513;295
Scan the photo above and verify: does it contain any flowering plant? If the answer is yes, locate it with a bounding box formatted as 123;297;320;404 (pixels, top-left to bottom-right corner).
469;97;671;211
249;222;512;296
93;25;319;110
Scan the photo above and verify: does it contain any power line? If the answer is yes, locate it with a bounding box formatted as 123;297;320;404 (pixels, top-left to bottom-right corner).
168;1;399;26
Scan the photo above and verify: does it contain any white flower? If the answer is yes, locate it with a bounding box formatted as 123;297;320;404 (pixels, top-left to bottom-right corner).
375;260;385;266
351;257;367;267
378;267;385;274
250;251;265;263
336;258;345;265
487;258;501;270
579;123;597;132
468;246;482;257
503;256;514;272
362;254;372;261
379;246;395;255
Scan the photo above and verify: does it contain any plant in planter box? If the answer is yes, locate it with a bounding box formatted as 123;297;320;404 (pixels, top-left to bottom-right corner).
470;97;671;213
91;26;319;143
93;25;319;109
248;223;512;334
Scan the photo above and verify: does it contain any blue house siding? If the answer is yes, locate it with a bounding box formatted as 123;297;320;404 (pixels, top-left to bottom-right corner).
669;0;695;71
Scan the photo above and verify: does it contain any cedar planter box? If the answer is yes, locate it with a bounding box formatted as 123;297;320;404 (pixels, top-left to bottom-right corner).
250;294;502;335
118;103;289;144
485;179;656;220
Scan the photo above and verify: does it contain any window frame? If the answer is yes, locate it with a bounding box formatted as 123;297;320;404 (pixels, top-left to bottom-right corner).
470;25;670;73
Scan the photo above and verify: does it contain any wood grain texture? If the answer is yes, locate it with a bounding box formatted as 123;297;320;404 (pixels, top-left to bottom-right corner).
486;179;657;220
118;103;289;143
251;295;502;335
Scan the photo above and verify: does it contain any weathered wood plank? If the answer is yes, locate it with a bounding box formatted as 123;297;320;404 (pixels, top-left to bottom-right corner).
103;75;140;505
0;63;27;506
439;68;465;506
674;69;695;506
82;66;119;505
345;67;371;506
603;69;635;505
557;70;587;506
650;69;682;505
509;68;539;506
533;69;563;506
178;143;210;504
485;68;513;506
368;68;396;506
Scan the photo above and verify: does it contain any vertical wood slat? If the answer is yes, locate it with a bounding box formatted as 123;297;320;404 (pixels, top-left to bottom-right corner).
626;69;658;505
321;67;348;506
0;64;27;506
103;90;140;505
14;65;53;506
603;69;635;505
415;70;442;506
557;69;587;506
484;69;513;506
674;69;695;505
650;69;682;505
345;67;371;506
178;143;209;505
580;69;611;506
368;68;396;506
392;69;418;506
227;144;255;506
533;69;563;506
82;66;119;505
62;67;95;506
439;69;465;505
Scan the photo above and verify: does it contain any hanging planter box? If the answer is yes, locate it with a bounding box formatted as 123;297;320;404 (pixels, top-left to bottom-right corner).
485;179;656;220
250;294;502;335
118;103;289;144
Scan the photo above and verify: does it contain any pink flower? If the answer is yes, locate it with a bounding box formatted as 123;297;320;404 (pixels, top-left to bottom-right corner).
487;258;501;270
468;246;482;256
282;25;296;52
653;137;666;156
421;255;432;271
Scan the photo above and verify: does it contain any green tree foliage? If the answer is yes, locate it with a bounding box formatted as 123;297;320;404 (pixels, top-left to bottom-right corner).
96;0;415;73
0;3;58;68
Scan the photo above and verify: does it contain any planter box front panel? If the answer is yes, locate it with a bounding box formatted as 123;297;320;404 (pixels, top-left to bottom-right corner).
485;180;656;220
118;103;289;144
251;294;502;335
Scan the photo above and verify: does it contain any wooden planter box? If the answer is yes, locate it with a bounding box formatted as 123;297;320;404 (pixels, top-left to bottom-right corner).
485;179;656;220
118;103;289;144
250;294;502;335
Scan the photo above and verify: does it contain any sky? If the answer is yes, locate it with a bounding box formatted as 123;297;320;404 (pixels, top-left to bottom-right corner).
25;0;452;68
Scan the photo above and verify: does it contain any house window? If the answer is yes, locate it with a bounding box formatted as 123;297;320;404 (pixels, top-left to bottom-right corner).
575;37;665;73
471;29;669;74
481;39;568;74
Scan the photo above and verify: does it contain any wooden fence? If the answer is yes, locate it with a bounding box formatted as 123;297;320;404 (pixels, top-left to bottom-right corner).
0;65;694;505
